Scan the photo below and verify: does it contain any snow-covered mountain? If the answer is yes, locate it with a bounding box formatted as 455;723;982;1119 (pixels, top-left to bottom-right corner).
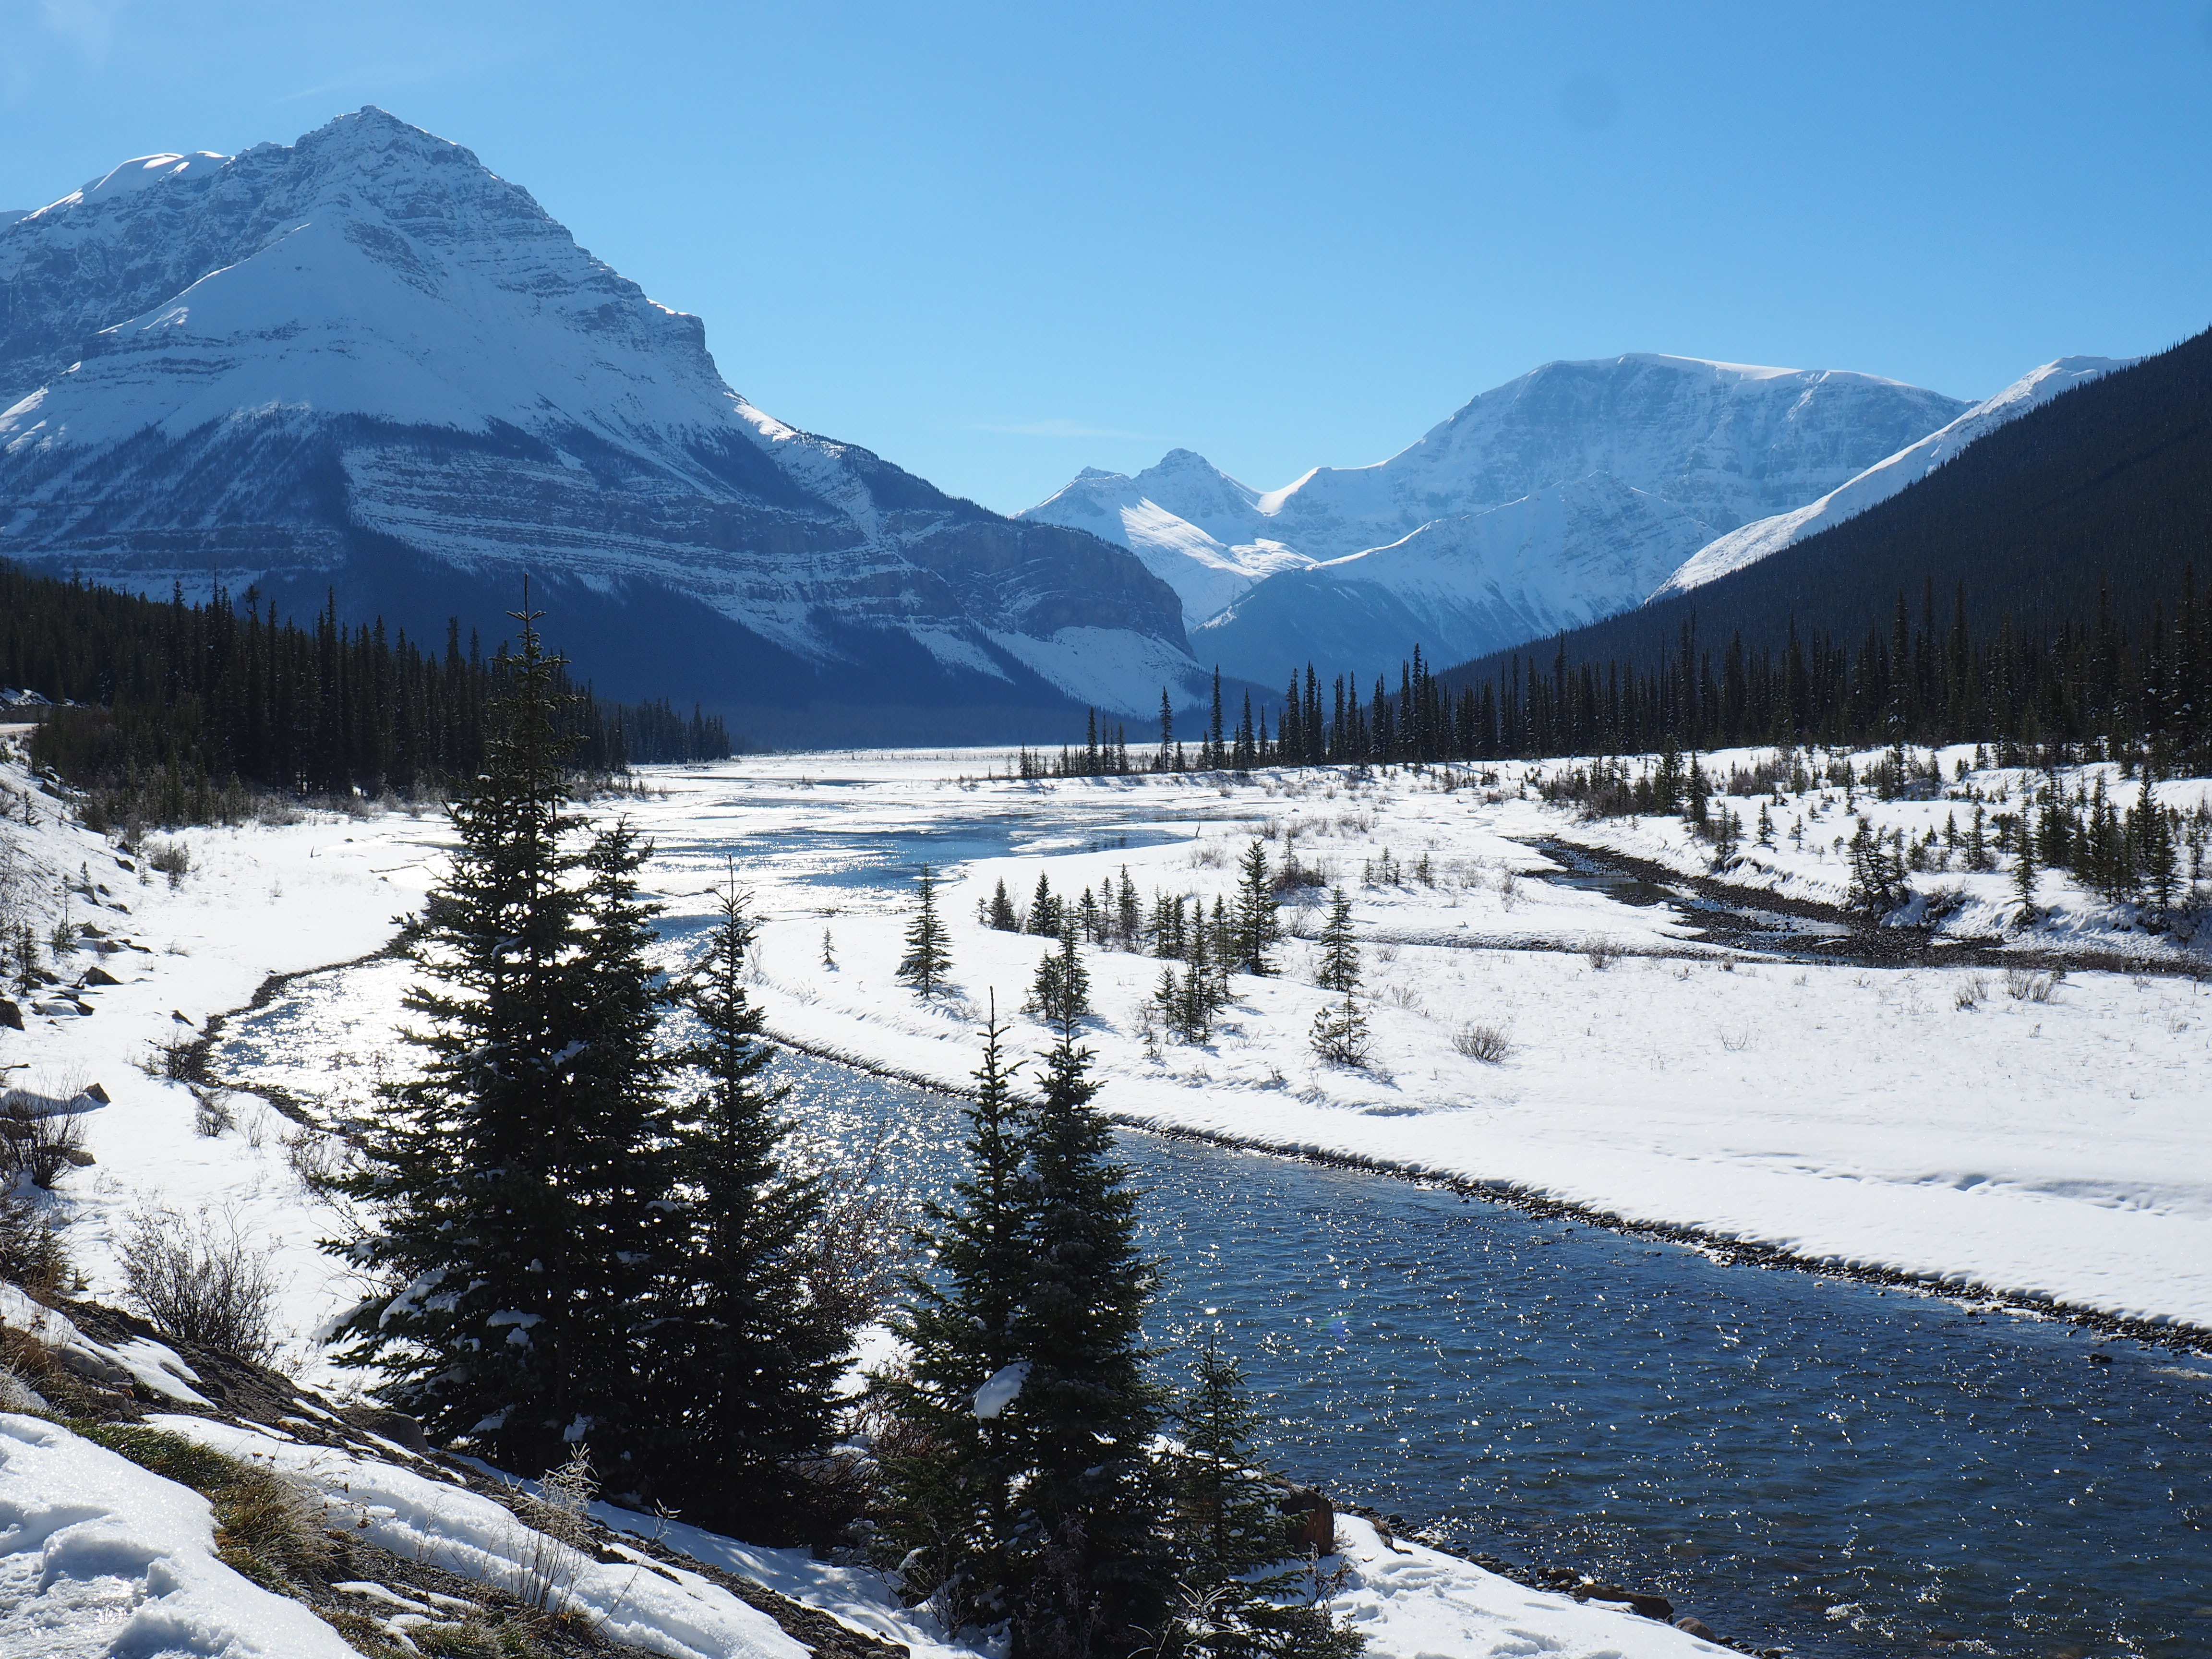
1648;357;2139;601
1027;356;1967;682
0;110;1194;736
1022;450;1317;624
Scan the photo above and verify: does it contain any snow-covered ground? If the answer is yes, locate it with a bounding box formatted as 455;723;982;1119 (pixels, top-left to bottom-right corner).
0;741;1773;1656
599;745;2212;1337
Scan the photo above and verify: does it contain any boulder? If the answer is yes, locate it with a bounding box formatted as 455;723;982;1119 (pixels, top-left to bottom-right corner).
341;1404;433;1456
1575;1582;1675;1622
0;1000;21;1031
1675;1615;1720;1641
1276;1486;1335;1555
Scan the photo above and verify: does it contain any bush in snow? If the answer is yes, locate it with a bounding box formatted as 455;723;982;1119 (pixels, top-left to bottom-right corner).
118;1207;282;1363
1452;1023;1514;1065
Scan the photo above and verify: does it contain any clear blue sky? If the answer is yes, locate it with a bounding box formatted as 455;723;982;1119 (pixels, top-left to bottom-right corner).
6;2;2209;515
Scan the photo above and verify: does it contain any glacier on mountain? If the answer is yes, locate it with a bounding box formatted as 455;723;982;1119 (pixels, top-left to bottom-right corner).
1647;357;2140;600
1030;355;1968;682
0;108;1192;734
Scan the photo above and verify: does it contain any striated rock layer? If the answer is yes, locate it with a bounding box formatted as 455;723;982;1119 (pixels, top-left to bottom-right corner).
0;108;1195;740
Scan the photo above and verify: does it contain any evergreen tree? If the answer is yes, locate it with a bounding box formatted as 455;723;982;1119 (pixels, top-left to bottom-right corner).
328;606;651;1477
1167;1339;1367;1659
1004;1003;1166;1658
987;878;1021;932
1231;841;1281;976
2012;831;2039;923
1030;922;1093;1028
1315;889;1359;993
881;1007;1035;1630
899;865;952;996
1028;872;1064;936
1308;991;1370;1069
652;873;845;1525
1116;868;1142;950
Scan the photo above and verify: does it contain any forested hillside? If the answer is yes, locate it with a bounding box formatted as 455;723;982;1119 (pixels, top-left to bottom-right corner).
0;565;727;825
1443;324;2212;690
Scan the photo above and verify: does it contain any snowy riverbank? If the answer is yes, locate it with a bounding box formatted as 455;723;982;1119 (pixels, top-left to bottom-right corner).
0;745;1743;1657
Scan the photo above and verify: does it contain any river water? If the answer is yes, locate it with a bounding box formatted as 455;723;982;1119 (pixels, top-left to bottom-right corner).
785;1051;2209;1659
218;785;2212;1657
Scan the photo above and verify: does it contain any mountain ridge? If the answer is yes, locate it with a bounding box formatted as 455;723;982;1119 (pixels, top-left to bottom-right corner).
0;108;1198;739
1028;355;1968;681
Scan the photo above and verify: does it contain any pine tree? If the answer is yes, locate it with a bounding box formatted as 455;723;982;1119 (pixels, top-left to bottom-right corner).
1231;841;1281;976
1028;871;1063;936
881;1006;1035;1629
1116;868;1142;950
2012;831;2038;923
1167;1339;1367;1659
1315;889;1359;993
652;872;845;1527
1308;991;1370;1069
899;865;952;996
1030;923;1092;1028
1004;1002;1166;1658
987;878;1021;932
328;604;650;1477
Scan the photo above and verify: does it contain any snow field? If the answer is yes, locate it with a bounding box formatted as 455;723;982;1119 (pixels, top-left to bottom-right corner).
613;748;2212;1334
2;740;2200;1655
0;1410;360;1658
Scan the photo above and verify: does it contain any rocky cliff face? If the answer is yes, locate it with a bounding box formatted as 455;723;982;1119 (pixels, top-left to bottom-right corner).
0;109;1194;737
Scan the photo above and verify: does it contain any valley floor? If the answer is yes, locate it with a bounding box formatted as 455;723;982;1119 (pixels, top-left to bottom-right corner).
621;745;2212;1340
0;741;1788;1657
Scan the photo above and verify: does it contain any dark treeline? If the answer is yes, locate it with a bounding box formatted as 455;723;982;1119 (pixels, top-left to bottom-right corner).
0;565;729;824
1445;571;2212;769
1058;570;2212;778
1447;325;2212;701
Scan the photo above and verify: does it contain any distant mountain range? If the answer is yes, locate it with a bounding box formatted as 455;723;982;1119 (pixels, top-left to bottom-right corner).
0;110;1198;743
1022;355;1972;683
0;108;2134;744
1441;326;2212;697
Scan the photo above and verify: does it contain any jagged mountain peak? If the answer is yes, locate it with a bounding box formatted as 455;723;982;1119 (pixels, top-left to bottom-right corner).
0;110;1192;735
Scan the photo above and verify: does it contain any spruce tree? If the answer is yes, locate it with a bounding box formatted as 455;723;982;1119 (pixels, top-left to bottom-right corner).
1005;1004;1166;1657
899;865;952;995
881;1006;1034;1629
1168;1338;1366;1659
1028;872;1062;936
1315;889;1359;993
2012;833;2038;923
651;873;846;1528
988;878;1020;932
328;606;656;1477
1308;991;1370;1068
1232;841;1281;976
1030;923;1091;1028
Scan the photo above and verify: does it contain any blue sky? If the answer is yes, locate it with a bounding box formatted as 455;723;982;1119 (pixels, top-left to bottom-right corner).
5;2;2210;515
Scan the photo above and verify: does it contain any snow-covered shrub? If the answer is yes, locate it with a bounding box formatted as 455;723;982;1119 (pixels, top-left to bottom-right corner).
1452;1023;1513;1065
118;1208;282;1363
0;1085;89;1189
0;1190;70;1294
147;838;192;888
2004;968;2062;1004
1584;937;1620;971
1954;974;1990;1011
